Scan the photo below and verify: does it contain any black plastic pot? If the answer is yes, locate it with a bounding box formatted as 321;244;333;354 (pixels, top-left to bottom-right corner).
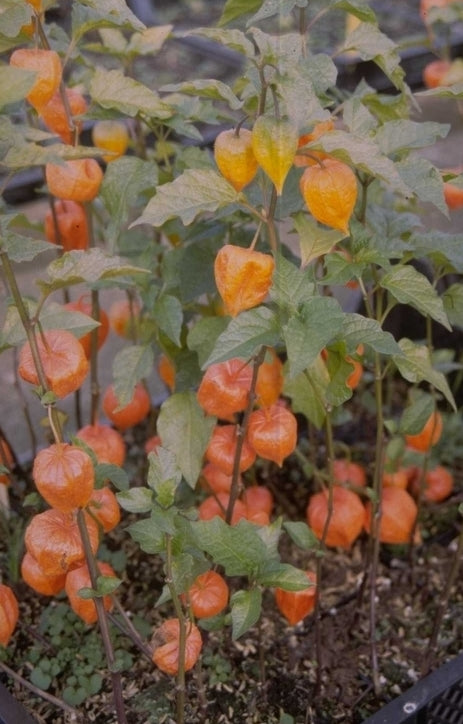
0;681;36;724
364;652;463;723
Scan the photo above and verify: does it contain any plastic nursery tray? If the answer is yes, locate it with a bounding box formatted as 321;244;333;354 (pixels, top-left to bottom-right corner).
364;652;463;724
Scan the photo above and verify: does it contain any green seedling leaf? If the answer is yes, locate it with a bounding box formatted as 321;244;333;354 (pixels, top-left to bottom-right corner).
157;392;216;487
117;488;153;513
393;339;456;411
284;521;321;551
113;345;154;408
204;307;281;367
230;588;262;640
381;265;451;331
132;169;239;227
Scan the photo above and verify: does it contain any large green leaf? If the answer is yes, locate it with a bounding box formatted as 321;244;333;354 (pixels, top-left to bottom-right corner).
396;157;448;216
160;79;243;111
187;317;230;368
117;488;154;514
204;307;281;367
0;301;100;348
147;447;182;508
180;27;255;58
132;169;239;227
157;392;216;487
293;213;345;268
256;561;311;590
375;120;449;156
72;0;144;41
90;67;171;119
338;22;405;89
230;588;262;640
37;249;149;295
409;231;463;273
0;66;36;109
284;361;328;429
393;339;456;411
381;266;451;331
192;518;268;576
152;294;183;347
218;0;262;26
284;297;344;379
0;219;53;262
443;283;463;330
338;313;402;356
284;521;320;551
270;251;315;313
126;25;173;55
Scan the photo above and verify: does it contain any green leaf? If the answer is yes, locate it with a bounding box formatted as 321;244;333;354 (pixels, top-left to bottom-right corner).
279;63;333;128
117;488;153;513
284;521;321;551
0;300;100;348
113;345;154;408
95;463;129;490
192;518;268;576
381;266;451;331
157;392;216;487
126;25;173;55
37;249;149;295
126;515;165;554
218;0;262;26
398;394;435;435
293;213;345;268
131;169;239;227
90;67;171;119
180;27;255;58
338;313;403;356
416;82;463;100
257;561;311;590
284;362;328;429
0;66;36;109
393;339;456;411
0;217;54;262
409;230;463;273
161;79;243;111
230;588;262;640
100;157;157;247
204;307;281;367
396;157;448;216
313;130;411;196
2;141;104;172
187;317;230;368
284;297;344;379
147;447;182;507
72;0;144;41
375;120;449;156
270;252;315;313
443;283;463;329
338;22;405;89
153;294;183;346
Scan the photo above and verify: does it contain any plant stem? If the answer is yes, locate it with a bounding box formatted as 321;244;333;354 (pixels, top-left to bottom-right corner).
165;533;186;724
225;346;266;525
0;660;81;720
77;509;128;724
314;407;335;696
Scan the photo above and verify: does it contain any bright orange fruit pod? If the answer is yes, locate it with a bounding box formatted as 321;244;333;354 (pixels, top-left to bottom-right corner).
251;115;298;195
92;120;130;163
306;486;365;549
157;354;176;392
205;424;256;476
214;244;275;317
32;443;95;514
241;485;274;517
86;486;121;533
0;438;14;487
18;329;89;399
364;488;417;544
24;508;100;577
64;295;109;358
0;584;19;647
247;404;298;467
65;561;115;624
410;465;454;503
21;552;66;596
420;0;457;23
76;423;126;466
102;383;151;431
300;158;358;234
255;348;284;408
39;88;88;144
275;570;317;625
44;199;89;251
186;570;229;619
200;462;235;494
197;358;252;419
9;48;62;110
198;492;247;525
443;181;463;209
152;618;202;675
404;410;443;453
45;158;104;202
108;297;142;339
332;458;367;488
422;59;452;89
214;127;258;191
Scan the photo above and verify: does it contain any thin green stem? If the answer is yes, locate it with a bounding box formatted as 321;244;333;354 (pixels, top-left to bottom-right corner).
165;533;186;724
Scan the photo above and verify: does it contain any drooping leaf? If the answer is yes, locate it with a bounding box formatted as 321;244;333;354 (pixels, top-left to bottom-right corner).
160;79;243;111
90;67;171;119
393;338;456;411
153;294;183;346
132;169;239;228
72;0;145;42
293;213;345;268
180;27;255;58
257;561;311;590
375;120;449;156
157;392;216;487
270;252;315;313
192;518;268;576
284;521;321;551
0;66;36;109
338;22;405;89
0;220;54;262
230;588;262;640
284;360;328;429
381;265;451;331
0;301;100;348
396;157;448;216
113;345;154;407
126;25;173;55
398;394;435;435
338;313;403;356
